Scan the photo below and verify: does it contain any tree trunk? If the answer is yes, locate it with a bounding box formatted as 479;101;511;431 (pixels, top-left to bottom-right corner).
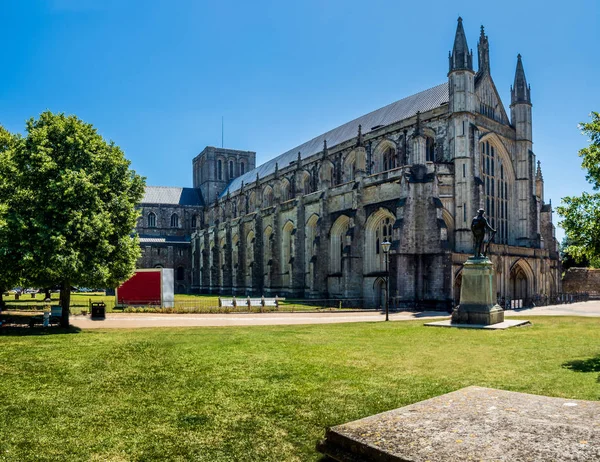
60;281;70;327
0;289;5;310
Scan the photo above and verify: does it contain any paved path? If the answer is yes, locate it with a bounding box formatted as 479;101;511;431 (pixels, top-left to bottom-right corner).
68;301;600;329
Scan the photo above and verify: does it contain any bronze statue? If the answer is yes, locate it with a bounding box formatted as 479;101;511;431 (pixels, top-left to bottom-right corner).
471;208;496;258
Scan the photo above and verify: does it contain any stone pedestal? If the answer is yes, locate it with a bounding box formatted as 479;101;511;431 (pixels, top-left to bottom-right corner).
452;257;504;325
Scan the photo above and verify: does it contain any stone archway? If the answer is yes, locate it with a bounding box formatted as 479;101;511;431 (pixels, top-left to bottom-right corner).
509;259;533;302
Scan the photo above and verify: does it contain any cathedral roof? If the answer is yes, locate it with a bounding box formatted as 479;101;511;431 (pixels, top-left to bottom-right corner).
142;186;204;206
221;82;449;197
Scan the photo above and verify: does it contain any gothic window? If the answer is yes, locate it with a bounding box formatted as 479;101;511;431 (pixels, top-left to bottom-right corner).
481;140;509;244
240;161;245;175
281;221;294;289
305;215;318;291
170;213;179;228
280;179;291;202
383;146;396;171
147;212;156;228
191;215;197;228
426;137;435;162
246;230;255;289
262;186;274;208
364;209;395;274
263;226;273;289
177;266;185;281
329;215;350;274
302;172;312;195
217;159;223;180
231;234;239;289
229;160;234;179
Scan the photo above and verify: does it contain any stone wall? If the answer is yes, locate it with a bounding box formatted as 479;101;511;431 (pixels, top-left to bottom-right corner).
562;268;600;295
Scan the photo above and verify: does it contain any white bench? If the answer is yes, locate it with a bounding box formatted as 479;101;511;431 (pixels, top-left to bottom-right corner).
218;296;285;309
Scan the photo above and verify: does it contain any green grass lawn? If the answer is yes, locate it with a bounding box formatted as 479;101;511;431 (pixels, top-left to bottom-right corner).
1;317;599;461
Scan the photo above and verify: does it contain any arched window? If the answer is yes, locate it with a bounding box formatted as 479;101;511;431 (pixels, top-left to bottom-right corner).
262;186;274;208
263;226;273;288
343;152;356;182
191;215;197;228
480;140;510;244
217;159;223;180
281;221;294;289
147;212;156;228
231;234;239;289
177;266;185;281
301;172;312;195
280;179;291;202
305;214;319;291
229;160;234;179
330;215;350;274
246;230;255;290
426;137;435;162
170;213;179;228
364;209;395;274
240;161;245;175
383;146;396;171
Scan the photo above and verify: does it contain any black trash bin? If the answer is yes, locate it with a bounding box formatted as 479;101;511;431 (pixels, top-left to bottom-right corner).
91;302;106;320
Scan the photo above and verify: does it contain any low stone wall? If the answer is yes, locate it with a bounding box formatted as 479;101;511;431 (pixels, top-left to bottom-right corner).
562;267;600;296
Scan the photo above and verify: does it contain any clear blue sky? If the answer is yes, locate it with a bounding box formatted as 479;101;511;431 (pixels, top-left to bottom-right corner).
1;0;599;241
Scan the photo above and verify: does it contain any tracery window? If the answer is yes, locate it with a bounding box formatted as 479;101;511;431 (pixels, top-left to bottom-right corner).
426;137;435;162
147;212;156;228
383;146;395;171
481;140;508;244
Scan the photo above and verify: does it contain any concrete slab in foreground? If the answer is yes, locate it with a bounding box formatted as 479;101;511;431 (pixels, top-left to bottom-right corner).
317;386;600;461
424;319;531;329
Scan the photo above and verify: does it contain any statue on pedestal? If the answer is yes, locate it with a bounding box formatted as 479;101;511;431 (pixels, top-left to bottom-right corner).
451;207;504;325
471;208;495;258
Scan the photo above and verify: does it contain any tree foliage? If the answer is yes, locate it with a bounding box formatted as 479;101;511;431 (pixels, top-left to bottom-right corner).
557;112;600;267
0;126;23;301
5;112;145;325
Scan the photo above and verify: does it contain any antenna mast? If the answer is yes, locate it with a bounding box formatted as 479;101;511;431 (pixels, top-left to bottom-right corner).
221;116;224;148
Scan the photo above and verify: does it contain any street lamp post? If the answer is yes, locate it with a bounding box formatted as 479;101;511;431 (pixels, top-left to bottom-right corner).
381;241;391;321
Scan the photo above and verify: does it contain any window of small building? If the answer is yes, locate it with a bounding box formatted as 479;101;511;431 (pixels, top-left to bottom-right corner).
148;212;156;228
170;213;179;228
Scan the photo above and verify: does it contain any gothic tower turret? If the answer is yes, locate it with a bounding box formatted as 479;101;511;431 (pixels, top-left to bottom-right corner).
477;25;490;75
510;54;536;245
510;54;532;141
448;17;477;252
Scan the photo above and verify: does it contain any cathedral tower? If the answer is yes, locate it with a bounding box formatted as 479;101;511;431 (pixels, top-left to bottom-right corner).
448;17;477;252
192;147;256;205
510;54;535;245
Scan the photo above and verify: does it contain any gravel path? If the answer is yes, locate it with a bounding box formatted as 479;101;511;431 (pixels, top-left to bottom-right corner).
68;301;600;329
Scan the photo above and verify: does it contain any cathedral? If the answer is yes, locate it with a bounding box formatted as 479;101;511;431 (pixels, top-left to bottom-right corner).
136;18;561;308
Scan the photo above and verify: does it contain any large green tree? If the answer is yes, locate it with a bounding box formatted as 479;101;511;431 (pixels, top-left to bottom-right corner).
0;126;23;307
557;112;600;268
9;112;145;326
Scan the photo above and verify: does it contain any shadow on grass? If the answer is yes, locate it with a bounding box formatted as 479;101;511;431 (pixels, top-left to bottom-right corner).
0;325;82;336
562;355;600;382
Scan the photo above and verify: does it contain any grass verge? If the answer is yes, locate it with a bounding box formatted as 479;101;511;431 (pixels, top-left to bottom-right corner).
0;317;599;461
